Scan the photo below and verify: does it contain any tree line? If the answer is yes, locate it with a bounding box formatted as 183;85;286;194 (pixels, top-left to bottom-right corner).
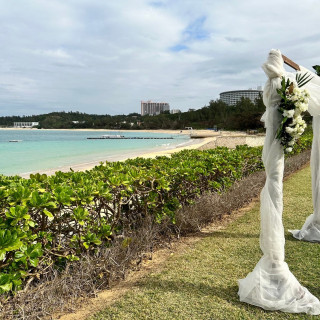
0;96;269;131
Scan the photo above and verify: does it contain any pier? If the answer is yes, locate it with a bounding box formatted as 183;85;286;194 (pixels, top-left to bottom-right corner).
87;136;174;140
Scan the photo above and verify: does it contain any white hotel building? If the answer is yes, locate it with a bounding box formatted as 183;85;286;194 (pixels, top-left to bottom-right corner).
219;87;263;106
141;101;170;116
14;122;39;128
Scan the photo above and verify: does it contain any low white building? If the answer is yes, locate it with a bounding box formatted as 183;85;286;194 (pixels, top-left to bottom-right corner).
170;109;181;114
14;122;39;128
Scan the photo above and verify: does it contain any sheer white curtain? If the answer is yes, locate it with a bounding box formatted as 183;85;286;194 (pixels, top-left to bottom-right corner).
238;49;320;314
289;66;320;242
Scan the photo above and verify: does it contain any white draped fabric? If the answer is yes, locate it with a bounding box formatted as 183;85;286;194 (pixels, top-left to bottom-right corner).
289;66;320;242
238;49;320;314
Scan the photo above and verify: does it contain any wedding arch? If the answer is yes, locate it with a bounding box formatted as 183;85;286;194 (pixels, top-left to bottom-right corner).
238;49;320;314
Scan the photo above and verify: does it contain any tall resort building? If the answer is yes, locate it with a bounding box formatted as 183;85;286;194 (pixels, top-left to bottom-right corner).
141;101;170;116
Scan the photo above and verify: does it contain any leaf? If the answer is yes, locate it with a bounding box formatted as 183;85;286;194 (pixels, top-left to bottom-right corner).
0;274;13;292
313;65;320;76
6;205;28;220
28;220;35;227
66;254;79;261
43;209;54;219
45;201;57;208
0;230;22;251
83;242;89;249
0;250;6;260
93;239;102;246
29;258;39;267
296;72;313;87
28;243;43;259
0;282;12;292
14;251;25;259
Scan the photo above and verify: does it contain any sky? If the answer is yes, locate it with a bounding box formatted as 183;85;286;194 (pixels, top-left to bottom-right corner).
0;0;320;116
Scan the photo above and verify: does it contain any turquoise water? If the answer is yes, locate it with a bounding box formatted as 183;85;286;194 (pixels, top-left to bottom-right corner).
0;130;190;176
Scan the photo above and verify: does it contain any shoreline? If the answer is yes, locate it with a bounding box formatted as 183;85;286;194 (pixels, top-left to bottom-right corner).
17;136;214;179
0;127;190;135
0;127;250;138
0;127;239;137
2;129;265;179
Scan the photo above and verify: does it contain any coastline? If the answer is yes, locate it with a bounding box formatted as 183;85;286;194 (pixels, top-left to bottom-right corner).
0;127;190;135
17;135;215;179
4;129;264;179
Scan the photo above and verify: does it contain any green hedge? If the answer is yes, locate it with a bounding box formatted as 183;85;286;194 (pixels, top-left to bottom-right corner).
0;130;313;294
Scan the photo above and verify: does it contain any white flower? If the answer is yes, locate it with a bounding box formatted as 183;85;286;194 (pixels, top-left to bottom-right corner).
285;127;295;134
299;119;306;126
292;86;299;94
288;94;299;102
286;147;293;153
299;103;308;112
283;109;295;118
302;89;310;98
288;140;295;146
295;115;303;125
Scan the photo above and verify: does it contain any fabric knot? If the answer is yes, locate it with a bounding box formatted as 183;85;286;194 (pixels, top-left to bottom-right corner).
262;49;285;80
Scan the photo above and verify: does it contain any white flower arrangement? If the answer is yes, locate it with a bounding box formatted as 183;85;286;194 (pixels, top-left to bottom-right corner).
276;73;312;153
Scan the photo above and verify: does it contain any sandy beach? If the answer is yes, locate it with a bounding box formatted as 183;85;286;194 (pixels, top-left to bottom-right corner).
1;128;264;179
17;135;214;178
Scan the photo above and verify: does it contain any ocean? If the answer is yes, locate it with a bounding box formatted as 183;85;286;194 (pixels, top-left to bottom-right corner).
0;130;191;176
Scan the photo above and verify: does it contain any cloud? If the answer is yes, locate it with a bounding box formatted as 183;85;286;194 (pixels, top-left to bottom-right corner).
34;49;72;59
225;37;247;43
0;0;320;116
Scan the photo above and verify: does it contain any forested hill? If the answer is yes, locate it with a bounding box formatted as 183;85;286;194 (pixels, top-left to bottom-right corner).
0;111;141;130
0;96;268;130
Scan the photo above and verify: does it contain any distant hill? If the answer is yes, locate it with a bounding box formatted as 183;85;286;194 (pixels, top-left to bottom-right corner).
0;111;142;129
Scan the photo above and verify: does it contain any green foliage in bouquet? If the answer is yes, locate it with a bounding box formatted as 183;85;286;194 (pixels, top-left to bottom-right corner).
313;65;320;77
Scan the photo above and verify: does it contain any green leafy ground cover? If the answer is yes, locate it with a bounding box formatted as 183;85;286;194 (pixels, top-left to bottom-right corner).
0;129;312;295
0;145;263;294
91;165;319;320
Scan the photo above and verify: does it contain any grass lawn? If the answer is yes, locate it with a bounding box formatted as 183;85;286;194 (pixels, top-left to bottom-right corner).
90;166;319;320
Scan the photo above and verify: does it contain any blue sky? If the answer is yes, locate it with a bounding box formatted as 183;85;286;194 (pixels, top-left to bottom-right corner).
0;0;320;116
